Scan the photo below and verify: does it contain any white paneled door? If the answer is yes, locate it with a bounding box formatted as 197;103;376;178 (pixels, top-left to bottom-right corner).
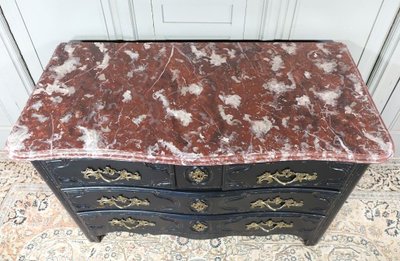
257;0;400;82
0;16;32;148
2;0;399;83
0;0;119;82
382;80;400;157
377;15;400;157
151;0;247;39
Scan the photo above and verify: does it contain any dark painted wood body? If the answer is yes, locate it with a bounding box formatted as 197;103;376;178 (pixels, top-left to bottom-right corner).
32;159;369;245
79;210;325;241
63;186;338;215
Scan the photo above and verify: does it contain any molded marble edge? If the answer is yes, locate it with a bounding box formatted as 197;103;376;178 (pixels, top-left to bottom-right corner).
6;148;393;165
4;41;395;165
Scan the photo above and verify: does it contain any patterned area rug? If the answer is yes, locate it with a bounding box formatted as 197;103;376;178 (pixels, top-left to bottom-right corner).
0;161;399;261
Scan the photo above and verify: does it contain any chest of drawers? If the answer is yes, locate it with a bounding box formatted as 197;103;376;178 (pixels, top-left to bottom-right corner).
32;159;368;245
6;41;393;245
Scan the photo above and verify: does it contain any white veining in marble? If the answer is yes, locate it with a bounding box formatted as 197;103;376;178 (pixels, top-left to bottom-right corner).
5;41;394;165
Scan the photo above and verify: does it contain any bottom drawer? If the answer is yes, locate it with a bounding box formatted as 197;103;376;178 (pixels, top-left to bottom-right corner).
79;210;324;240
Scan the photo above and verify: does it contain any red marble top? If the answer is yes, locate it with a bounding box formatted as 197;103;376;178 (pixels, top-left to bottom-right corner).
6;41;394;165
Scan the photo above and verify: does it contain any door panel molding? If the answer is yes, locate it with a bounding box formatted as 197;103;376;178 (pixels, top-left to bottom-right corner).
358;0;400;80
0;0;43;80
132;0;155;39
0;9;33;93
0;0;119;82
151;0;246;39
369;9;400;112
103;0;139;40
381;79;400;157
259;0;297;40
0;11;32;148
289;0;382;62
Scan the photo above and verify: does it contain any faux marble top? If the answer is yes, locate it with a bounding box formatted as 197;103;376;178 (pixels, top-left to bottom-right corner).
6;41;394;165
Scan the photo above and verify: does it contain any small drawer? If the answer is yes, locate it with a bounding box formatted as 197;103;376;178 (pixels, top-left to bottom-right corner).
63;187;338;215
223;161;358;190
78;210;324;240
42;159;175;189
175;166;223;190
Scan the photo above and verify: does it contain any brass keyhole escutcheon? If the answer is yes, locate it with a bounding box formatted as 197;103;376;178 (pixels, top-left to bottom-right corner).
190;199;208;213
192;221;208;232
188;168;209;184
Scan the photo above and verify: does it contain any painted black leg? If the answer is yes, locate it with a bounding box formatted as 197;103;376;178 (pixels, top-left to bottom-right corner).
303;238;318;246
87;235;104;243
85;234;102;242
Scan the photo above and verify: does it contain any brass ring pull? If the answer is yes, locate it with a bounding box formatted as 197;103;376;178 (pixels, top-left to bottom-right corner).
188;168;208;184
257;169;317;186
82;167;141;183
98;195;150;209
246;220;293;233
190;199;208;213
109;217;155;230
250;197;304;211
192;221;208;232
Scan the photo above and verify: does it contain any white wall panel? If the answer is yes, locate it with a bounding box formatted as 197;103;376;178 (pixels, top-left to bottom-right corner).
0;32;29;123
1;0;113;82
16;0;111;76
131;0;155;39
151;0;246;39
0;24;31;148
382;79;400;157
357;0;400;80
289;0;382;63
377;13;400;157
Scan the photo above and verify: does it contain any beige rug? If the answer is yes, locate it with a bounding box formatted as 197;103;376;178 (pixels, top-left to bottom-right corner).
0;161;399;261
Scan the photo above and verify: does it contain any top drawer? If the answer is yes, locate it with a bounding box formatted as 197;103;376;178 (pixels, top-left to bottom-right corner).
223;161;360;190
37;159;366;191
42;159;175;189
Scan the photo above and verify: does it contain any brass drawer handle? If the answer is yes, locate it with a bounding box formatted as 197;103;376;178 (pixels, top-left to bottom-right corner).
246;220;293;233
250;196;304;211
190;199;208;213
188;168;208;184
109;217;155;230
192;221;208;232
82;167;141;183
98;195;150;209
257;169;317;186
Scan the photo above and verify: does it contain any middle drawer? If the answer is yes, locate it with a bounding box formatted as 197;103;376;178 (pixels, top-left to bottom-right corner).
62;187;339;215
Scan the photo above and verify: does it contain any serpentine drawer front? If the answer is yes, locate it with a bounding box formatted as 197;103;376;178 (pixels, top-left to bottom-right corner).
223;161;356;190
78;210;325;242
6;41;394;246
63;186;338;215
44;159;175;189
43;159;354;191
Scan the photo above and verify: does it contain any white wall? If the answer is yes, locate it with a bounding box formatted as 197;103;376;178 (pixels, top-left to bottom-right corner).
2;0;398;83
0;12;32;148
